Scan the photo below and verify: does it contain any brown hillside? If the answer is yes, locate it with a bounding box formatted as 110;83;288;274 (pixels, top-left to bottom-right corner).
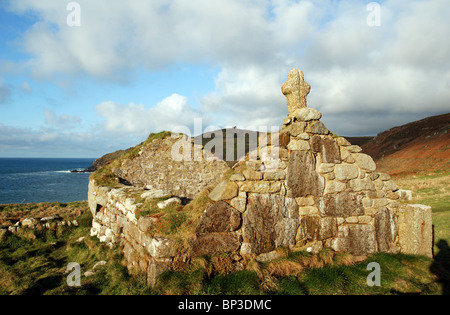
358;113;450;176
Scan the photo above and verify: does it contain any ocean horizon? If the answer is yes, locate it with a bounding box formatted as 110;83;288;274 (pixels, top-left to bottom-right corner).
0;157;95;204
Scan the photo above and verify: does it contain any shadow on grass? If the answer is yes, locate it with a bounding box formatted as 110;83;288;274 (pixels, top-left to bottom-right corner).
430;239;450;295
23;275;63;295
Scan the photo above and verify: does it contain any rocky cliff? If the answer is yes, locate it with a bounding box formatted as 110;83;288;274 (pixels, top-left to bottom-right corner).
88;69;433;286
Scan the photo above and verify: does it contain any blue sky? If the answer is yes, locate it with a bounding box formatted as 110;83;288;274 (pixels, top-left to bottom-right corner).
0;0;449;158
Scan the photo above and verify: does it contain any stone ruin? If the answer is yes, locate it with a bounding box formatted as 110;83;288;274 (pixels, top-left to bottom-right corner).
88;69;433;285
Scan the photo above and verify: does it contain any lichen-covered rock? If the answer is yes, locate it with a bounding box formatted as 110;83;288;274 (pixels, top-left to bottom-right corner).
353;153;376;171
146;237;178;259
242;194;298;255
331;224;376;256
310;136;341;164
334;164;359;181
374;207;398;252
189;232;241;257
289;122;306;136
287;139;310;151
306;121;329;135
398;204;433;257
147;258;170;287
294;108;322;122
319;192;365;217
287;151;324;197
297;216;337;243
239;181;282;194
349;178;376;191
195;201;241;233
209;180;239;201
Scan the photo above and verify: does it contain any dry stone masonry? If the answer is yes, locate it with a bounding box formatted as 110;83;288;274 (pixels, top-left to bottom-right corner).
88;68;433;285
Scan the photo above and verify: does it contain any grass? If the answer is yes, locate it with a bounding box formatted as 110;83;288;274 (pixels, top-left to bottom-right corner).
0;202;150;295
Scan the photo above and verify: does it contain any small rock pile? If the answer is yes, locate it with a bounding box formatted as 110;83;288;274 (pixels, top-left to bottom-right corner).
1;215;79;237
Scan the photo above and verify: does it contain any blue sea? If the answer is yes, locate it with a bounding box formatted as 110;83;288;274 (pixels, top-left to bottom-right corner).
0;158;96;204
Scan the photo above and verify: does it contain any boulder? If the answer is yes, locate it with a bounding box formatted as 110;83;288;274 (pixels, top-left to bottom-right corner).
230;197;246;213
278;131;291;148
396;189;413;200
21;218;37;227
349;178;376;191
229;173;245;181
40;215;62;222
146;237;178;259
289;122;306;136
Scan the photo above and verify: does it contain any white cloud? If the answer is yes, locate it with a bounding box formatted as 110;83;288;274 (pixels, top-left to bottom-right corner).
4;0;450;141
0;123;99;157
95;93;202;138
200;65;288;129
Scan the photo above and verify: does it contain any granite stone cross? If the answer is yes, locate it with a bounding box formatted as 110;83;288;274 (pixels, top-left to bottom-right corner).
282;69;311;114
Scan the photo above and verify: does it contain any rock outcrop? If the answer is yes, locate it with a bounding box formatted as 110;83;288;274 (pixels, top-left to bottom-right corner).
88;68;433;286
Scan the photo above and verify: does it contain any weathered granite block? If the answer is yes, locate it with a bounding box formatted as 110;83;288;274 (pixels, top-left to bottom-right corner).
311;136;341;164
330;224;376;256
195;201;242;233
319;192;365;217
374;207;398;252
242;194;298;255
398;204;433;258
287;151;324;197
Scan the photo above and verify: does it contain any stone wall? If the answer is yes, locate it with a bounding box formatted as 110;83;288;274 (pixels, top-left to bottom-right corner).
113;135;230;200
88;183;180;285
195;107;433;260
88;68;433;285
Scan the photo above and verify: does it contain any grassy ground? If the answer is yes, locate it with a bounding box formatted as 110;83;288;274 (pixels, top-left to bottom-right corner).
393;170;450;255
0;203;150;295
0;170;449;295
